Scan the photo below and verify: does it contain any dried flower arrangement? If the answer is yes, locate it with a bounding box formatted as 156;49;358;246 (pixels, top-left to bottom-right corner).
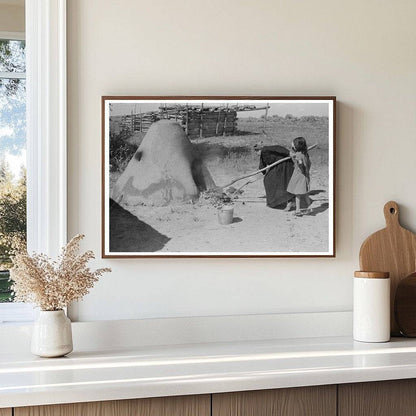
10;234;111;311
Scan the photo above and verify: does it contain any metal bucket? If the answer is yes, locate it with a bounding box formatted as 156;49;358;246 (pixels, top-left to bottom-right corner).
218;206;234;225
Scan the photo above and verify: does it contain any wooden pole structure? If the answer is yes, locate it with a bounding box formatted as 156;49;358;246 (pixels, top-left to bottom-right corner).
263;104;269;131
216;109;221;135
185;103;189;136
199;103;203;140
131;109;134;133
139;105;142;132
234;102;237;135
223;104;228;136
232;111;236;135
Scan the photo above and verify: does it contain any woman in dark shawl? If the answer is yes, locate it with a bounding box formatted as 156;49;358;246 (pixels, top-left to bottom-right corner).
258;145;295;209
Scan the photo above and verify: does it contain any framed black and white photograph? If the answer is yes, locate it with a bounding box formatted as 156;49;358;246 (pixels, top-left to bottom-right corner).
102;96;336;258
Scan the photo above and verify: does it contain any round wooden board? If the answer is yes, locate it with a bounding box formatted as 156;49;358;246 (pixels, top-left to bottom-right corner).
395;273;416;337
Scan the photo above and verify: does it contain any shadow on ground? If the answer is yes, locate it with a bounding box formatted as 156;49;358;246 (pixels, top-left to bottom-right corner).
307;202;329;216
309;189;325;197
109;199;170;252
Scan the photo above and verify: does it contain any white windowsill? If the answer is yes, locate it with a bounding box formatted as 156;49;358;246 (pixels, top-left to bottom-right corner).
0;303;35;324
0;31;25;40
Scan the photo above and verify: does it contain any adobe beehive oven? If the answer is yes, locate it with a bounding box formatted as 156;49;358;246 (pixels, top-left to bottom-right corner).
111;120;215;206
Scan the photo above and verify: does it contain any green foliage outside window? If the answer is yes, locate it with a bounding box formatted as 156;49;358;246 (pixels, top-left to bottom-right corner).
0;160;26;302
0;39;27;303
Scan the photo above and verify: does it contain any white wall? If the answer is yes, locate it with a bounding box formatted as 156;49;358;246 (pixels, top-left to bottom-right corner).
67;0;416;322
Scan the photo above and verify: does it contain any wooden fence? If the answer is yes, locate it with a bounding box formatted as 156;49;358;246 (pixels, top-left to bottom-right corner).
110;104;269;140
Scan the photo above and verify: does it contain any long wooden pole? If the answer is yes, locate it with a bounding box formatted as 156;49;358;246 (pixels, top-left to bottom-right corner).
185;103;189;136
199;103;204;140
263;104;269;131
216;109;221;135
223;103;228;136
218;144;318;189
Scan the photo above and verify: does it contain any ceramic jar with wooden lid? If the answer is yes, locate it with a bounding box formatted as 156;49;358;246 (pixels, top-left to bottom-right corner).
353;271;390;343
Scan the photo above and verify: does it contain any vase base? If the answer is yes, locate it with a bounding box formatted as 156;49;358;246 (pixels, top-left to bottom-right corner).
31;344;73;358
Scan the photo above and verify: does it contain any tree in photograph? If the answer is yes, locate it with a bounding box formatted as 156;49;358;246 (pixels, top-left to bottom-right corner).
109;130;137;172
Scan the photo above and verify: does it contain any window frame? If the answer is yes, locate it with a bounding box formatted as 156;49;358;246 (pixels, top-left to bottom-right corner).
0;31;25;79
0;31;24;41
0;0;67;323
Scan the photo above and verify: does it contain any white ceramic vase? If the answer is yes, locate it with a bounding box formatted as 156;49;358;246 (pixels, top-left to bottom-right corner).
31;310;73;358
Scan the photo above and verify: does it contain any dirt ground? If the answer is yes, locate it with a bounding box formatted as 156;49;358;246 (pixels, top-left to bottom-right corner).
110;117;331;254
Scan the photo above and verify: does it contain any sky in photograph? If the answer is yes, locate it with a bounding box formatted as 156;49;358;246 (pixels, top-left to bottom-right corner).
110;101;329;118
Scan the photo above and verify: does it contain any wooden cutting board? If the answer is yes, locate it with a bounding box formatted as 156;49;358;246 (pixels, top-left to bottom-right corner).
395;273;416;337
359;201;416;336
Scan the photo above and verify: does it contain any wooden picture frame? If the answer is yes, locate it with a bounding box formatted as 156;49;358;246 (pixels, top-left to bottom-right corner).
102;96;336;258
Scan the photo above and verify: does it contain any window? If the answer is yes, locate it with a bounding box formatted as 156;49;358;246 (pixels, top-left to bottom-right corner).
0;34;26;307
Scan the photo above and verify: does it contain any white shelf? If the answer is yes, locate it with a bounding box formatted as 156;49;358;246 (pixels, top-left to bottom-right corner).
2;335;416;408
